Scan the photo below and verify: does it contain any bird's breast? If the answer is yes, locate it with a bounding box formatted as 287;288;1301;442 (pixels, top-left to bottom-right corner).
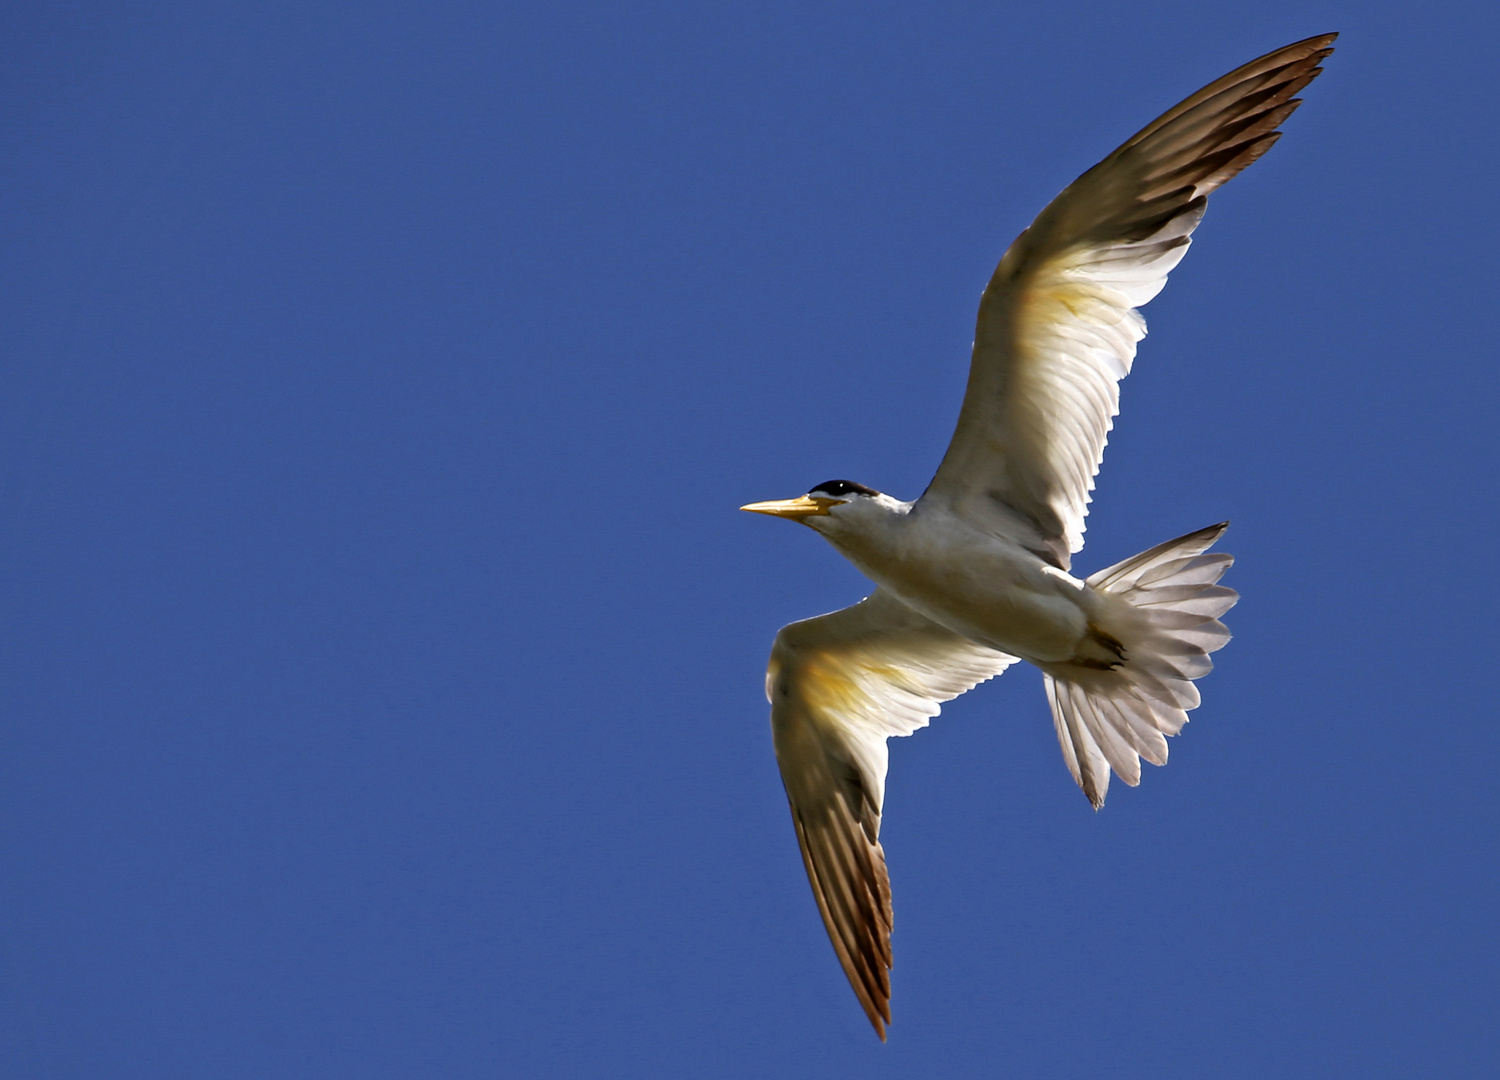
830;516;1092;663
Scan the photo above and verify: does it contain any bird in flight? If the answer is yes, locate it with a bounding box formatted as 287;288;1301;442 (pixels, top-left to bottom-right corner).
741;35;1336;1039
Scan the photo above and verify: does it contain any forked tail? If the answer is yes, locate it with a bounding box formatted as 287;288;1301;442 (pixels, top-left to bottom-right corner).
1044;523;1238;808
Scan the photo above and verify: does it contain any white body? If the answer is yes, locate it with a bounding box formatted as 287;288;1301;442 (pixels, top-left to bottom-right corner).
812;494;1100;665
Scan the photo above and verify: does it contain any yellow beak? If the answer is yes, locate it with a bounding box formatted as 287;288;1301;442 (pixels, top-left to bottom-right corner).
739;495;841;519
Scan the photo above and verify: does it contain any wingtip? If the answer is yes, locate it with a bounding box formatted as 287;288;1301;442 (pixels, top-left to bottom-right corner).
1290;31;1339;53
1193;521;1230;544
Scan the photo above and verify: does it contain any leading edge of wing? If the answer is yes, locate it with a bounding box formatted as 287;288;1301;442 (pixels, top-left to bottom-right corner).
766;590;1016;1038
920;35;1337;567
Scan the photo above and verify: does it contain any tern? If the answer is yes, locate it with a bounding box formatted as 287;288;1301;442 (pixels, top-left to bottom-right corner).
741;35;1336;1038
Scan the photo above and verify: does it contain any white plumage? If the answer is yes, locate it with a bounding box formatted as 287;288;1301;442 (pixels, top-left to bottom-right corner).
741;35;1336;1039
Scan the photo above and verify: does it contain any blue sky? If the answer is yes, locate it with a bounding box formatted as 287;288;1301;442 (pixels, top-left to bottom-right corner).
0;2;1496;1077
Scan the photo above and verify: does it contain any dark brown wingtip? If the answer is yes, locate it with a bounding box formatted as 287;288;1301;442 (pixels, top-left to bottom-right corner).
1121;34;1340;152
1274;32;1339;58
789;803;895;1042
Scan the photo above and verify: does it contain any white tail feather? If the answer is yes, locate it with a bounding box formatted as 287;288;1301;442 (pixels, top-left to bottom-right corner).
1044;523;1237;808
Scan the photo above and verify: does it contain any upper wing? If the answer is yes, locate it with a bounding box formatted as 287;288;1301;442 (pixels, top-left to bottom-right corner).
921;35;1336;568
766;589;1016;1038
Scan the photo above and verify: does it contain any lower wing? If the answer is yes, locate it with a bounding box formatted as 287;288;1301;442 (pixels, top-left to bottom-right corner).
766;589;1016;1037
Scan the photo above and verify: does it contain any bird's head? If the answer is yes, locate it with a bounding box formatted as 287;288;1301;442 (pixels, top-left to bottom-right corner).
740;479;901;534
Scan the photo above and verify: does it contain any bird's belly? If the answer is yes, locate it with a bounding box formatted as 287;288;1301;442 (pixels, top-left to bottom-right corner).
844;539;1090;663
